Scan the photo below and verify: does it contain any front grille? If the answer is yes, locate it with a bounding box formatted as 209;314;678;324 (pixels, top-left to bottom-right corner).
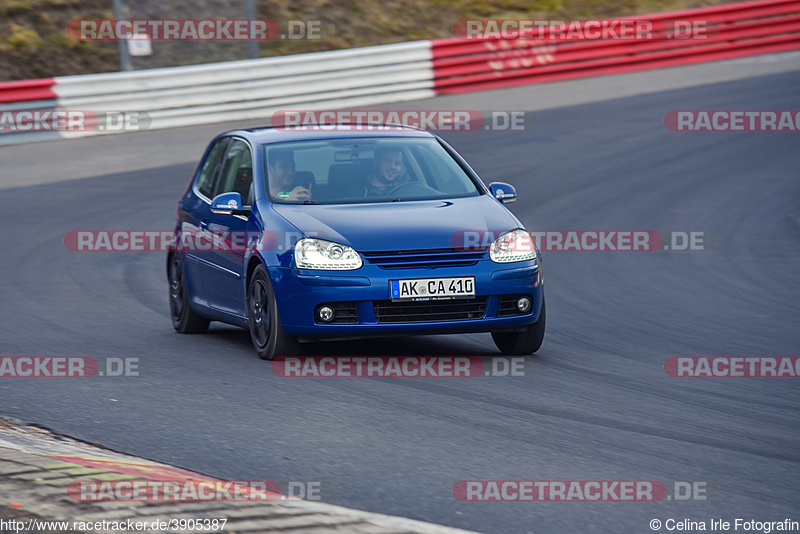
373;297;488;323
362;248;486;270
497;294;533;317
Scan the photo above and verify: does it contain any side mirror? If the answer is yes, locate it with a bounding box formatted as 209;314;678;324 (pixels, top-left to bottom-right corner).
210;192;251;216
488;182;518;204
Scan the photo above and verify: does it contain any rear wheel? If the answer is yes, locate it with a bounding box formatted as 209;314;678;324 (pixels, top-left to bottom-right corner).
247;264;298;360
169;254;209;333
492;296;546;355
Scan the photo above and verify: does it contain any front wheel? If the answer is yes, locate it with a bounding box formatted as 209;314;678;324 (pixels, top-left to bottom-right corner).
168;253;209;334
247;264;298;360
492;296;546;355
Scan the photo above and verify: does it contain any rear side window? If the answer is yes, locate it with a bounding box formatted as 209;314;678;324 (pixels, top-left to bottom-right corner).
196;138;229;198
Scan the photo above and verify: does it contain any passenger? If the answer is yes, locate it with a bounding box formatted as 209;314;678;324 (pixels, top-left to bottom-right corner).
268;150;312;201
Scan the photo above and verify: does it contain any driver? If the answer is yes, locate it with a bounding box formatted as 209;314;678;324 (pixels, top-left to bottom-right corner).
365;147;404;197
268;150;312;201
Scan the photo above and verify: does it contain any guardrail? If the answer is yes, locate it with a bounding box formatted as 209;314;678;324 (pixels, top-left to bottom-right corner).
0;78;57;104
0;41;433;145
55;41;434;132
431;0;800;93
1;0;798;145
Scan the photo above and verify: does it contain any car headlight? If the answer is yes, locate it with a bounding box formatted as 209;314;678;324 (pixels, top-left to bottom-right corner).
294;238;363;270
490;229;537;263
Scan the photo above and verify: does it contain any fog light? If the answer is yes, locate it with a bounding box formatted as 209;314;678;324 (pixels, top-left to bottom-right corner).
517;297;532;313
318;306;335;322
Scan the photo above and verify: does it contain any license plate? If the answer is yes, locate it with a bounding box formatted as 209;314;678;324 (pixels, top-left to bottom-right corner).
390;277;475;301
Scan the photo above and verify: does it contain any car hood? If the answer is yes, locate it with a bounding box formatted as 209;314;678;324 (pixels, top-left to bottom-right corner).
271;195;521;252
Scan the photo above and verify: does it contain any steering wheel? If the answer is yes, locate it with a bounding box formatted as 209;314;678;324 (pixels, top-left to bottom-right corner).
386;181;439;197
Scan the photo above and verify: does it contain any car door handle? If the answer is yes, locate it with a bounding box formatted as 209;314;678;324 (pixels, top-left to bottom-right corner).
200;220;208;231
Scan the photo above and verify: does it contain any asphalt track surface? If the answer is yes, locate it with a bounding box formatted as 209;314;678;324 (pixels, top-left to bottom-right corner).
2;55;799;533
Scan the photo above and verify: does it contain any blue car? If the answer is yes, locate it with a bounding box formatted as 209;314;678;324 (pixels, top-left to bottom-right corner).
168;125;545;359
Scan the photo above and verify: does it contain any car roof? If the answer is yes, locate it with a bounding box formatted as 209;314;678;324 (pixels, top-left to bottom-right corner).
221;124;437;144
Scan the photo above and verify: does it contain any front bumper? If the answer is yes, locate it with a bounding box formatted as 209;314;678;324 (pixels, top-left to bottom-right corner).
269;260;543;337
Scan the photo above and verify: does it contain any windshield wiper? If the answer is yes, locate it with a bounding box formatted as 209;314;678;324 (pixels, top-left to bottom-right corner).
303;200;317;204
391;198;403;202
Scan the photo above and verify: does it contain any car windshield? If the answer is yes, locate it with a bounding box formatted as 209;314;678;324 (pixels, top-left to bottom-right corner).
263;137;482;204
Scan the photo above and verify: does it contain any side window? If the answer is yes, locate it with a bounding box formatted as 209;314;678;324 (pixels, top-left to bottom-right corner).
215;139;254;203
196;138;229;198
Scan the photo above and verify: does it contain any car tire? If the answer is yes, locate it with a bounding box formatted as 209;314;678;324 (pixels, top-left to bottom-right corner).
492;296;546;355
247;264;298;360
169;253;210;334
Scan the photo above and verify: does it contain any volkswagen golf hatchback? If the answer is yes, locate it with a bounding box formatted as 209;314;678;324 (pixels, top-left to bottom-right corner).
168;125;545;359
